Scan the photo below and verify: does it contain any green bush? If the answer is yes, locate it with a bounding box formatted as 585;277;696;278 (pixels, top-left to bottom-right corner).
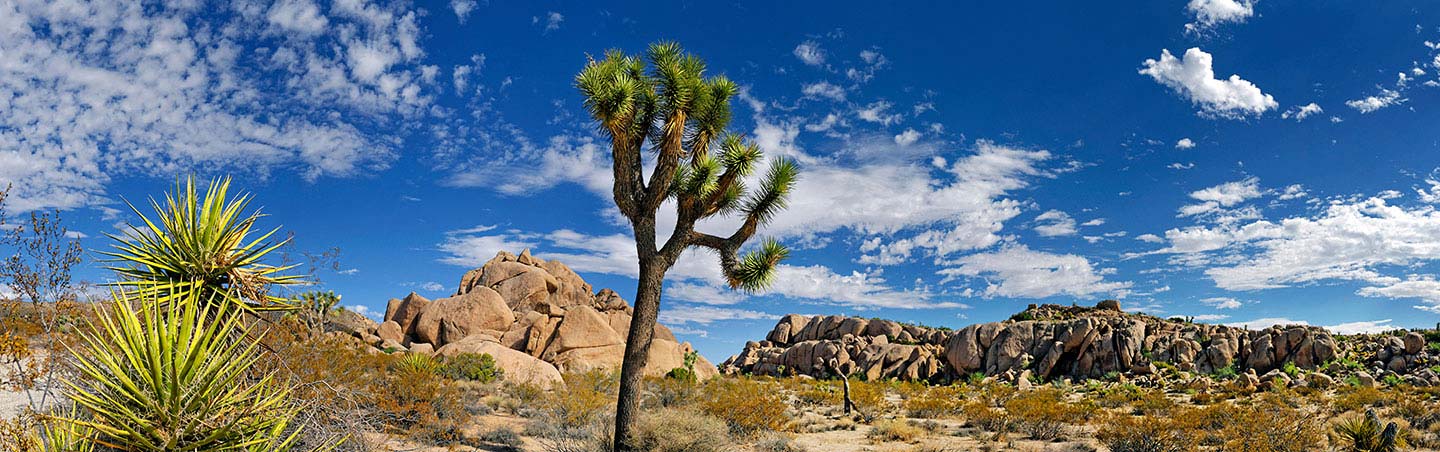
443;352;503;383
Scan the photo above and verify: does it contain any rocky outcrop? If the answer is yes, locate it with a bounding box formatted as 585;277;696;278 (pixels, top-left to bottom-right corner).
377;249;717;385
722;301;1341;384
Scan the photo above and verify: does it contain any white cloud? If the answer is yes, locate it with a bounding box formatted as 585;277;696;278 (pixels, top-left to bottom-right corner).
802;81;846;101
938;244;1131;299
1136;233;1165;243
793;40;826;66
347;304;382;321
1081;218;1106;227
0;0;430;211
856;101;901;125
1325;319;1399;335
1200;296;1242;309
438;227;963;310
450;0;477;23
1191;314;1230;321
1175;138;1196;149
893;128;921;146
1281;102;1323;121
1346;88;1405;113
1139;48;1278;119
1185;0;1256;32
659;305;779;325
1169;162;1196;170
1226;317;1307;330
535;11;563;32
1033;210;1078;237
1278;184;1308;200
1178;177;1262;217
1358;276;1440;305
419;281;446;292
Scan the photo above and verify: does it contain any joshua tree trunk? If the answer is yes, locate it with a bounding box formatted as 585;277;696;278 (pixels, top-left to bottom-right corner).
576;42;799;452
613;256;667;446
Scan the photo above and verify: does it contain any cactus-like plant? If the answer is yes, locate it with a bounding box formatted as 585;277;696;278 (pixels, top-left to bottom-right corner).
1332;409;1410;452
54;291;335;451
102;177;302;312
576;41;799;451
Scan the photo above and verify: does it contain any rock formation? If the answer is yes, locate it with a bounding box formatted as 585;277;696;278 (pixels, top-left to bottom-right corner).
351;249;717;387
722;301;1345;384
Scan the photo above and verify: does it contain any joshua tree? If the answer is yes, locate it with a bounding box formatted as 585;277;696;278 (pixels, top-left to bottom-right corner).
576;42;798;450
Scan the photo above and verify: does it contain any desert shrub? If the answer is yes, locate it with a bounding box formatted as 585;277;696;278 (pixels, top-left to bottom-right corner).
1392;398;1440;430
1006;387;1088;441
1331;410;1411;452
544;370;618;429
643;375;698;408
1334;386;1389;413
1281;361;1300;378
902;384;966;418
699;377;789;436
753;432;806;452
849;378;891;414
480;426;524;451
1212;396;1324;452
664;351;700;383
442;352;503;382
962;401;1012;432
628;407;732;452
1096;413;1200;452
794;381;838;406
867;418;924;443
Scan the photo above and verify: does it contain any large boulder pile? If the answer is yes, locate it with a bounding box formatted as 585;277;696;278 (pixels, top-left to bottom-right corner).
371;249;717;387
722;301;1341;384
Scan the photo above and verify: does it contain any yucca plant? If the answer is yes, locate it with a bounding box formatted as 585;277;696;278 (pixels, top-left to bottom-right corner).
55;291;336;451
30;405;97;452
103;176;302;311
576;42;798;450
1332;409;1409;452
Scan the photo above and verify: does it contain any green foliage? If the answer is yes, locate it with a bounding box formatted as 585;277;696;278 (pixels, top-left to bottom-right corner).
666;351;700;383
1213;363;1238;380
442;352;504;383
1282;361;1300;378
394;353;444;376
56;292;331;451
102;177;302;311
1332;410;1408;452
1381;374;1404;387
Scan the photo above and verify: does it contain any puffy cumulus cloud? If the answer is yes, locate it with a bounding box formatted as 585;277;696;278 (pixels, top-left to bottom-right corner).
1175;138;1196;149
938;244;1131;299
1139;48;1278;119
1358;276;1440;306
450;0;477;23
893;128;922;146
793;40;826;66
659;305;778;325
1033;210;1078;237
802;81;847;101
1325;319;1399;335
1177;177;1263;218
1346;88;1405;113
1282;102;1323;121
534;11;563;32
0;0;434;211
436;227;961;310
1200;296;1242;309
1184;0;1256;33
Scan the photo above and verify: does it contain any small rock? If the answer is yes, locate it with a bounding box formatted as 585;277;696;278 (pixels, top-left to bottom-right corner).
1356;371;1378;388
1309;373;1334;389
1404;332;1426;355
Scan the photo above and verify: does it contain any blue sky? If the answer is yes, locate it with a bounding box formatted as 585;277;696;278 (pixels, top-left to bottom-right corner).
6;0;1440;361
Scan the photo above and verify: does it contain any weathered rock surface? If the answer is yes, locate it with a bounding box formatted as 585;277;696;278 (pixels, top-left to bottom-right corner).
377;249;717;385
722;301;1342;383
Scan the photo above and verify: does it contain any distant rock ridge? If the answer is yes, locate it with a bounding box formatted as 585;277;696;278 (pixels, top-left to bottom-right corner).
346;249;717;388
721;300;1366;385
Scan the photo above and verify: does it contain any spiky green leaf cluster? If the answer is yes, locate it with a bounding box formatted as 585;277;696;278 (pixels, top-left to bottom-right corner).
57;291;336;451
102;177;302;311
576;42;798;293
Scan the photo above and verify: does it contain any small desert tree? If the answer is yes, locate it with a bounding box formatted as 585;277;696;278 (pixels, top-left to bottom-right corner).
576;42;798;450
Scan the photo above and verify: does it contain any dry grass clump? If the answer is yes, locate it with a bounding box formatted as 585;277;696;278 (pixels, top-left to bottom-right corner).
629;407;733;452
1095;412;1199;452
642;375;699;408
867;418;925;443
1333;385;1392;413
1212;395;1324;451
902;384;966;418
961;401;1012;432
753;432;807;452
1005;387;1090;441
699;376;791;436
